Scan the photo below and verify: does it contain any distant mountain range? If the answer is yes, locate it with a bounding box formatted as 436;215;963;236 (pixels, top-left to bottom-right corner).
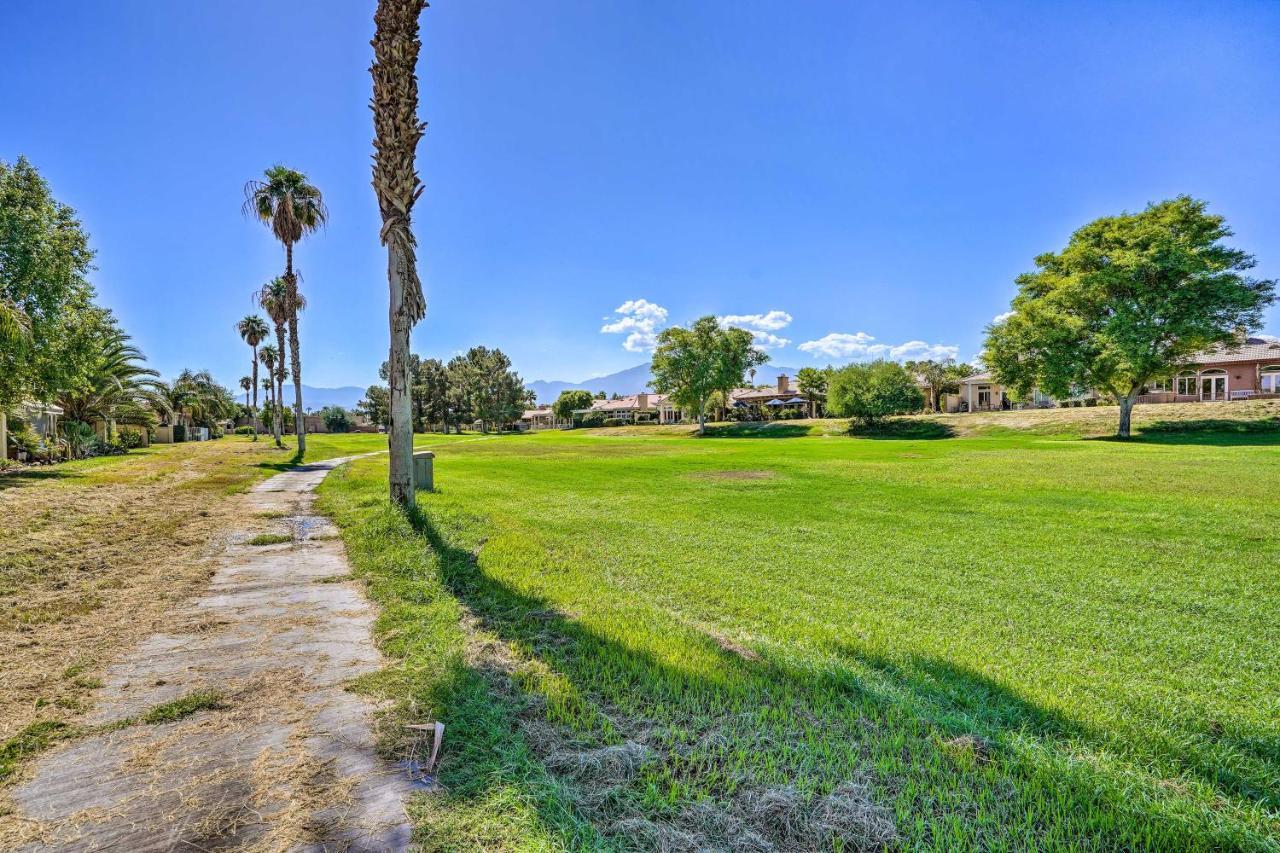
525;362;801;404
281;384;367;412
288;363;805;410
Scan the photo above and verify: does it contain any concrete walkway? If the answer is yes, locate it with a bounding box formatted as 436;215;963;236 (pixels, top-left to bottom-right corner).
7;457;418;852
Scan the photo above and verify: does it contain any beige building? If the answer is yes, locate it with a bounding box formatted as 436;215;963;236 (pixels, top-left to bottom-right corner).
1141;337;1280;403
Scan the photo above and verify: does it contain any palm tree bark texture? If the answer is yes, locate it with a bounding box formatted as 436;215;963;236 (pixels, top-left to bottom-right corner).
371;0;428;508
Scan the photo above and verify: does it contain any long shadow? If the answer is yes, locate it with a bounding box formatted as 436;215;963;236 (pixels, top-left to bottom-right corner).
399;507;1275;848
254;448;304;472
1130;418;1280;446
847;418;956;440
0;466;84;492
699;423;814;438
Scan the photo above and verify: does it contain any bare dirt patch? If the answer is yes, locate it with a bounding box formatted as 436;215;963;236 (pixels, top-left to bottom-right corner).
0;440;284;746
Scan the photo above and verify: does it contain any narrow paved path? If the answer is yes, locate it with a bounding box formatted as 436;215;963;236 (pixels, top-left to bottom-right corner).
7;457;417;852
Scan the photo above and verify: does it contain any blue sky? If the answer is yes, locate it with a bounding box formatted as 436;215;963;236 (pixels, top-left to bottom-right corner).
5;1;1279;389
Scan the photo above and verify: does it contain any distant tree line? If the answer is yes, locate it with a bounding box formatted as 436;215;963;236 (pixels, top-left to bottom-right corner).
357;345;534;433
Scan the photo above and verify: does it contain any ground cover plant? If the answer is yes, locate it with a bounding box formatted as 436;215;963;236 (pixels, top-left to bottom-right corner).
318;417;1280;850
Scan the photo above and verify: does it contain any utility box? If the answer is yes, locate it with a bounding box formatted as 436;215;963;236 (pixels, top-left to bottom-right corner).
413;451;435;492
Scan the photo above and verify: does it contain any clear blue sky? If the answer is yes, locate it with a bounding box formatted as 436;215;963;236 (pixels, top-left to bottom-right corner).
6;1;1279;389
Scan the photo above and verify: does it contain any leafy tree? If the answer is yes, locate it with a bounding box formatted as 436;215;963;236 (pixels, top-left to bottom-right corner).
553;389;594;422
244;165;327;454
0;157;97;458
371;0;428;505
158;369;236;431
321;405;352;433
826;360;924;425
650;315;767;434
416;357;451;431
235;314;268;440
904;358;975;412
986;197;1275;437
356;384;391;427
796;366;830;416
56;312;167;434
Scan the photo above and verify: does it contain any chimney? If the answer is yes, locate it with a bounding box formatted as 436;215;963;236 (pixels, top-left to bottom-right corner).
636;393;649;409
777;374;790;394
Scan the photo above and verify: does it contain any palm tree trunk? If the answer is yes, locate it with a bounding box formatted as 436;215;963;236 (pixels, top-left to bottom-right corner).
388;248;415;506
372;0;428;509
250;345;259;441
284;243;305;453
274;323;287;447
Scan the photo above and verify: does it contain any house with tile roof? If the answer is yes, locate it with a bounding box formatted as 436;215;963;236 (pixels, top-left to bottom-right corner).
1140;336;1280;403
728;374;821;417
574;392;682;424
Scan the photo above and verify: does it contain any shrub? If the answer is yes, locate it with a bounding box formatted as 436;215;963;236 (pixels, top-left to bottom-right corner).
321;405;352;433
233;425;255;435
117;429;145;449
827;361;925;424
577;411;606;428
602;418;624;428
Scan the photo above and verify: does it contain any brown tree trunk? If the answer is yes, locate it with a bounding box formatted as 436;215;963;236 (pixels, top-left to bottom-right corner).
1117;390;1138;438
1;409;7;461
274;323;287;447
387;242;415;508
250;345;259;441
284;243;305;453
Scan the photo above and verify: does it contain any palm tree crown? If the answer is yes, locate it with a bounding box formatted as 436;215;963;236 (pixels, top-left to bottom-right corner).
242;166;327;249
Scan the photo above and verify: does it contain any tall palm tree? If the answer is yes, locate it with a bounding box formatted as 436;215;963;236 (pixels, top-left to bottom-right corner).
243;166;327;453
239;376;252;411
235;314;269;440
372;0;428;508
260;374;275;432
257;282;291;447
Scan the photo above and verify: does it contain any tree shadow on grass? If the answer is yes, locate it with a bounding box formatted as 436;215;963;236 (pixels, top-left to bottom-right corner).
0;466;84;492
1129;418;1280;446
253;448;304;472
391;506;1272;849
699;423;815;438
846;418;956;440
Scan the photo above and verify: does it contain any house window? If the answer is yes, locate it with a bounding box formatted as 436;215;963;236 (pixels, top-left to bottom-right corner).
1262;367;1280;393
1175;374;1198;396
1147;379;1170;393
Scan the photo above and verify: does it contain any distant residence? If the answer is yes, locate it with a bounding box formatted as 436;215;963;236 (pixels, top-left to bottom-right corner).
1141;336;1280;403
1;400;64;461
956;373;1065;412
518;406;571;431
575;392;682;424
729;374;820;418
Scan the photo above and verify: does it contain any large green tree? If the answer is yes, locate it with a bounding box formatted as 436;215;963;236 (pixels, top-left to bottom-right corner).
0;157;98;457
985;197;1275;437
357;384;391;427
244;166;327;453
826;360;924;425
650;316;766;434
553;389;594;422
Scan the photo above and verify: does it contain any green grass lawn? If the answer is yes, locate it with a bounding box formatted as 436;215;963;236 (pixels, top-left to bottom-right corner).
317;427;1280;851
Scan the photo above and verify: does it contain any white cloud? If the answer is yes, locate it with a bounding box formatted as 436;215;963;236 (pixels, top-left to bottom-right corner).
718;309;794;350
797;332;958;363
750;331;791;351
600;299;669;353
992;310;1015;324
718;310;793;332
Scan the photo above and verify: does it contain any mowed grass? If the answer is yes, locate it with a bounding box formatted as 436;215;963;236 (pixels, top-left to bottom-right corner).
323;426;1280;850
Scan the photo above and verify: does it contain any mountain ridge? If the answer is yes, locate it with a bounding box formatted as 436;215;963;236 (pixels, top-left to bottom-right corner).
525;362;801;404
